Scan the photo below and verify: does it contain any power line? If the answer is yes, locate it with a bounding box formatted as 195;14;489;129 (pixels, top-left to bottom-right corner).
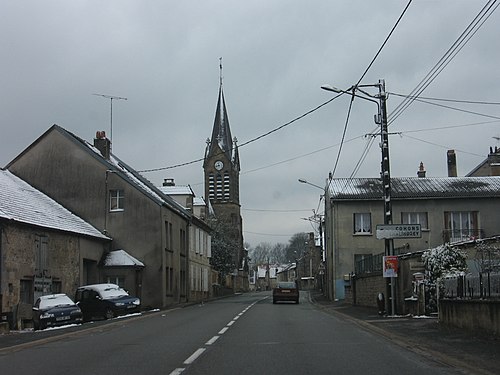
356;0;413;85
388;0;499;125
138;95;341;173
389;92;500;106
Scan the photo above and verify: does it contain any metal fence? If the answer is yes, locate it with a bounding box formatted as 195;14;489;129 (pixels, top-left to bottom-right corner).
442;272;500;299
355;253;383;275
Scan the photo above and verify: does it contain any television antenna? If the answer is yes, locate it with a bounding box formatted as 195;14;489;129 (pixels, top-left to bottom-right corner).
92;93;127;143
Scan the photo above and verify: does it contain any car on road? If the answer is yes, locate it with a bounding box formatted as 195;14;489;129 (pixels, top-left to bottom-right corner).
32;293;83;330
273;281;299;304
75;283;141;321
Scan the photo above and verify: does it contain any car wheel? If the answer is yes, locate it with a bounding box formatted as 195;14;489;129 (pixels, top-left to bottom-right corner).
296;299;299;304
273;299;277;304
104;308;114;320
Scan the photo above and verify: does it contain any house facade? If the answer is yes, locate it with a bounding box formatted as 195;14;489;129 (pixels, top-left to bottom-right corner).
324;175;500;301
0;169;110;329
7;125;191;309
158;180;212;303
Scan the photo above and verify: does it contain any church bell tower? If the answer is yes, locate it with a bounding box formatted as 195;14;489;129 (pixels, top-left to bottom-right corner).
203;61;246;288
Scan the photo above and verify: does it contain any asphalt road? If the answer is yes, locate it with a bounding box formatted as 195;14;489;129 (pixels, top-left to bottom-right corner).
0;292;470;375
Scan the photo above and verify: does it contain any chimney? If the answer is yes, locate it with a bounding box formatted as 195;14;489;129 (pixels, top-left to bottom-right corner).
417;162;426;178
163;178;175;187
488;146;500;176
447;150;457;177
94;131;111;159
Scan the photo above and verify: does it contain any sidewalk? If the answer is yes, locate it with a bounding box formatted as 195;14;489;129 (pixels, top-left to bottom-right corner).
309;290;500;375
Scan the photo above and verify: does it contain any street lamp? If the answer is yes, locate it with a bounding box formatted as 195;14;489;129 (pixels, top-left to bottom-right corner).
298;178;327;297
322;80;396;314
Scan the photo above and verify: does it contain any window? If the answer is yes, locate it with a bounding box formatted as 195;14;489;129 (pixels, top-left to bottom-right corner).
20;279;33;304
107;276;125;288
401;212;428;230
165;221;173;251
445;211;479;242
110;189;125;211
354;213;371;234
35;235;49;275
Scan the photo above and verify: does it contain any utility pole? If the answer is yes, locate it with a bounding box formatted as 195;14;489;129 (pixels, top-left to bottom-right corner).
376;79;395;315
93;93;127;143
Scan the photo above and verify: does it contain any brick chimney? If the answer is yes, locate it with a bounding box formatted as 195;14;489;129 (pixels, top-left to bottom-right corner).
163;178;175;186
417;162;426;178
447;150;457;177
488;146;500;176
94;131;111;159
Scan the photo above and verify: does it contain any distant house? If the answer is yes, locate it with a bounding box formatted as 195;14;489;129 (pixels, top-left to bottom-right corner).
7;125;192;308
324;172;500;301
158;179;212;303
0;169;110;328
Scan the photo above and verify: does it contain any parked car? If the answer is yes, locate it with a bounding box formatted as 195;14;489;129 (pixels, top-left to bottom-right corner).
32;294;83;330
75;283;141;321
273;281;299;304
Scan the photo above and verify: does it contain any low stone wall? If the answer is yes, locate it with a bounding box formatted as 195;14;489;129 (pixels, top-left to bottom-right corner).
353;273;386;308
439;299;500;335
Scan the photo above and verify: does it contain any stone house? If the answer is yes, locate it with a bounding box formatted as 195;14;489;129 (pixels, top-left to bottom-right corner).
0;169;110;329
7;125;192;309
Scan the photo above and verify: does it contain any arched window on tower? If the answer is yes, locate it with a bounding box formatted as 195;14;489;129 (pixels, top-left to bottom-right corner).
208;173;215;200
224;172;230;200
216;174;223;200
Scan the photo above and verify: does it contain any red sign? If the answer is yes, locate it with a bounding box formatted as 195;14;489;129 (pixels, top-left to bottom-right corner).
383;256;398;278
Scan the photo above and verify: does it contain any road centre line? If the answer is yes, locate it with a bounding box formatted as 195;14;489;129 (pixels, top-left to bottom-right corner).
184;348;206;365
171;298;266;374
169;368;184;375
205;335;219;345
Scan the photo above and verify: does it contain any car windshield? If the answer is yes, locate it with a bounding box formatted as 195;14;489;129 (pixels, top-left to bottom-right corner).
99;287;129;299
277;282;296;289
39;294;75;309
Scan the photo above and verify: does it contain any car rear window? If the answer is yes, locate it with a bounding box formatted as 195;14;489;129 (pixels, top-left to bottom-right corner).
277;282;296;289
99;287;129;299
39;294;75;309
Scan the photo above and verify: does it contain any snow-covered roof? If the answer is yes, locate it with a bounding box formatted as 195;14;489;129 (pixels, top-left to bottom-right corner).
104;249;144;267
0;169;109;240
158;185;194;196
328;177;500;200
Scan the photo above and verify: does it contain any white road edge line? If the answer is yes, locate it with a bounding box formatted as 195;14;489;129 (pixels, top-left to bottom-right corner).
184;348;206;365
218;327;229;334
227;320;235;326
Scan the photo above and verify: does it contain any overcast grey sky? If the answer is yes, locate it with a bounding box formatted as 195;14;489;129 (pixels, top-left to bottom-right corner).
1;1;499;247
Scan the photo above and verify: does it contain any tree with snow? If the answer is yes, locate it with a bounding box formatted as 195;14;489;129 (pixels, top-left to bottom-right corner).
422;243;467;313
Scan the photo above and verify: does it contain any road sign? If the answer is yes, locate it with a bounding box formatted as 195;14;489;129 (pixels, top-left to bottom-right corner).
376;224;421;239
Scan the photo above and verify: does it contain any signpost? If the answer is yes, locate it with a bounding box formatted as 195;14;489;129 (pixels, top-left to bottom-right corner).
376;224;421;239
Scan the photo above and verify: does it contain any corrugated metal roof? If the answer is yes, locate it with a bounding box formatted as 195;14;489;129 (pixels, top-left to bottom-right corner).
327;177;500;200
0;169;110;239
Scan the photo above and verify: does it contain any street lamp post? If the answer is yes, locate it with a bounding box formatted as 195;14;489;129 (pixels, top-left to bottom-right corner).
322;80;396;315
298;178;328;298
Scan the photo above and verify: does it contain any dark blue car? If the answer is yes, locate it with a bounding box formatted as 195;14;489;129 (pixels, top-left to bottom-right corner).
75;284;141;321
32;294;83;330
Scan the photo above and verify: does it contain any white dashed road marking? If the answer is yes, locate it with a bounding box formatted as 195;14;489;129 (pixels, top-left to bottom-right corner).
168;297;268;375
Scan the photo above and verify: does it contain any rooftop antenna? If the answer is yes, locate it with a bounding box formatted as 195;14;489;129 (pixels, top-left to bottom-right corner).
92;93;127;143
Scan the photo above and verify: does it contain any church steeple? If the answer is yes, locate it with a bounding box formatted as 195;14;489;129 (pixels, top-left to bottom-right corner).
207;59;237;165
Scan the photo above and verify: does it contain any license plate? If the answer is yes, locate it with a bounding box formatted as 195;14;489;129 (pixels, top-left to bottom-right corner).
127;305;136;308
56;316;70;321
282;290;290;293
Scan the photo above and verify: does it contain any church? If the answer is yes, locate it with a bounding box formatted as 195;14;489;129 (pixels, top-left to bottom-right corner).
203;66;248;291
